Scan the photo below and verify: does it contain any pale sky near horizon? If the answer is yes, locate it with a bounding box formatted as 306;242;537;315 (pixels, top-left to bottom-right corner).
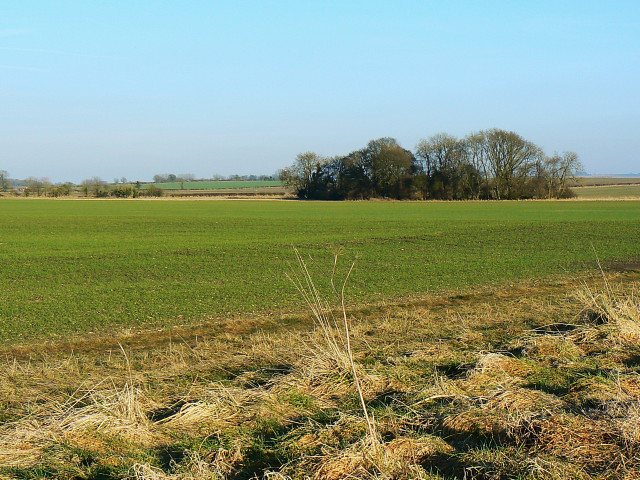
1;1;639;182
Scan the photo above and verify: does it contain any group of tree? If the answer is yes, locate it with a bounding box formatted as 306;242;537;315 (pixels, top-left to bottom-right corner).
280;129;584;200
79;178;162;198
13;177;162;198
21;178;73;197
223;174;279;181
153;173;279;183
152;173;196;183
2;171;282;197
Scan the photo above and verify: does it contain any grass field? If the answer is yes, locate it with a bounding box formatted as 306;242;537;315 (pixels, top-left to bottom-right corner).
144;180;283;190
573;184;640;199
0;199;639;341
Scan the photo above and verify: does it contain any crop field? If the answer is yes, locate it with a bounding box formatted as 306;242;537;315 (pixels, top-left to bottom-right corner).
573;184;640;199
1;199;639;342
144;180;283;190
2;198;640;479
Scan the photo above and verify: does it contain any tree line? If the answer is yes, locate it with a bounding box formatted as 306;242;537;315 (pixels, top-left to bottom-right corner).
0;172;281;198
279;129;584;200
152;173;279;183
0;176;164;198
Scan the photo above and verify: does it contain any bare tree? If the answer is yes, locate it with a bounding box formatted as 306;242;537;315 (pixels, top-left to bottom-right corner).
482;129;541;199
545;151;583;197
414;133;468;198
280;152;326;198
0;170;9;192
556;151;583;194
91;177;108;197
81;177;107;197
41;178;52;196
463;132;490;184
25;177;44;196
415;133;462;176
80;179;91;196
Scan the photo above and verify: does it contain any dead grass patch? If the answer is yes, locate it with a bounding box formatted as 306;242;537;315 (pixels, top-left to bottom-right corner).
1;272;640;479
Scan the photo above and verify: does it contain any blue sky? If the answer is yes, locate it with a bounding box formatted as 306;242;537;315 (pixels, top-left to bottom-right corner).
1;1;639;182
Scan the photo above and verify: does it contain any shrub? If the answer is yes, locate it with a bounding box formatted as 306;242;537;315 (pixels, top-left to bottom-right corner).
144;185;164;197
95;187;110;198
48;185;72;197
111;185;139;198
557;187;577;199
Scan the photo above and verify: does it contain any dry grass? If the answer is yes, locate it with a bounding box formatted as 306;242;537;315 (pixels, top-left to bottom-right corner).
577;279;640;345
0;270;639;479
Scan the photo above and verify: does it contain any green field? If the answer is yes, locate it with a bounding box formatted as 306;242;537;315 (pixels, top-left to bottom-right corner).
144;180;283;190
1;199;639;341
574;184;640;199
572;176;640;186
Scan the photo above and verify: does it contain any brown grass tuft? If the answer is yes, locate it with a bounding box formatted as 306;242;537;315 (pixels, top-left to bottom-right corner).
130;450;229;479
530;414;628;475
577;279;640;345
159;385;259;433
485;387;564;415
443;408;508;437
0;423;45;468
311;435;452;480
474;352;533;377
57;381;158;444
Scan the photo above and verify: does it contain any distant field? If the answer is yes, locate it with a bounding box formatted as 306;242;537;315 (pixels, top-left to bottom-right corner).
166;186;289;197
144;180;283;190
573;184;640;199
572;176;640;187
0;199;639;341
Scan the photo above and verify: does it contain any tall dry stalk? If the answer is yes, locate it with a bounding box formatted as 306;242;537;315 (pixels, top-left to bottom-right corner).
287;248;378;445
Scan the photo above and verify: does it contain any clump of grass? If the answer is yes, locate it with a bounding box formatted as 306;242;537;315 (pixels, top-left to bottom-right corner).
58;381;155;442
311;434;451;480
287;248;379;448
131;450;229;480
0;380;158;472
158;384;259;433
578;279;640;345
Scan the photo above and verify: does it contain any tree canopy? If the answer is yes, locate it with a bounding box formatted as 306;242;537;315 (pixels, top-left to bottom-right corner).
281;129;583;200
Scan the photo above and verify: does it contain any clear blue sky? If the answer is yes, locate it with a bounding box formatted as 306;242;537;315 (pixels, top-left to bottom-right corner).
2;1;639;182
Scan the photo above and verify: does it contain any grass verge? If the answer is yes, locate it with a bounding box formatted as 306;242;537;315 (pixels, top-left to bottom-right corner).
0;269;639;479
